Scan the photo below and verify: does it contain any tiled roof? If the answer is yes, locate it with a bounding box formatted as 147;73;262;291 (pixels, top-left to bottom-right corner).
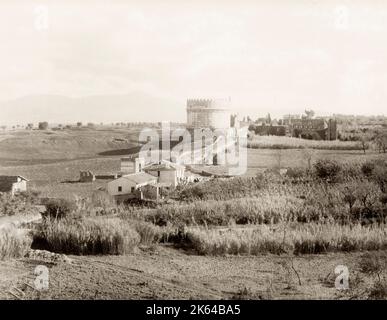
0;175;29;182
0;175;28;192
145;163;176;172
145;160;185;172
121;172;157;184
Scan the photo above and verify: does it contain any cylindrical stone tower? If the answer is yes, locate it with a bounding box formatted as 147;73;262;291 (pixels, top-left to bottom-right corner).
186;98;231;129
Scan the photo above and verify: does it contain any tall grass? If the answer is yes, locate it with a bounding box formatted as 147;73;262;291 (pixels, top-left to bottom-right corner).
136;196;304;226
186;223;387;256
33;217;140;255
123;179;384;226
0;226;32;260
0;192;40;217
174;176;264;201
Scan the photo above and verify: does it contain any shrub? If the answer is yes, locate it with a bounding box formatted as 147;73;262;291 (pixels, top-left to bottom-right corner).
380;194;387;206
361;161;375;177
38;121;48;130
314;159;342;181
0;193;39;217
33;217;140;255
91;190;115;209
368;281;387;299
0;227;32;260
43;198;76;219
133;220;162;245
359;252;386;278
175;177;264;201
372;164;387;193
285;167;309;180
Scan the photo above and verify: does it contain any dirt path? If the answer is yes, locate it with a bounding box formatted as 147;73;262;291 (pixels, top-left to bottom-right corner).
0;245;375;300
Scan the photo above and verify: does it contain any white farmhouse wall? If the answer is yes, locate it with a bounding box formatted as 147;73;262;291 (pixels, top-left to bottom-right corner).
107;176;157;196
12;180;27;194
107;178;137;196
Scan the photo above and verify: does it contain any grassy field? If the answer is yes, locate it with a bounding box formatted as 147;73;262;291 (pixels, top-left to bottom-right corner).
247;135;364;150
0;146;384;199
245;148;385;176
0;157;120;199
0;127;141;165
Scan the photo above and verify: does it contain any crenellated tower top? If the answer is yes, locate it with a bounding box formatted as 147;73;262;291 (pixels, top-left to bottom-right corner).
186;98;231;110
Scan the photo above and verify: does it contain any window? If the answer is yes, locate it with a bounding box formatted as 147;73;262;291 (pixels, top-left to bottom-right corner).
118;186;122;192
158;171;160;177
131;187;135;193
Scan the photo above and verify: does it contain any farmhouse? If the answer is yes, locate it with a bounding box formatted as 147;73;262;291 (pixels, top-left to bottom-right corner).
0;175;28;195
290;118;337;140
107;172;157;202
120;157;187;188
144;160;185;188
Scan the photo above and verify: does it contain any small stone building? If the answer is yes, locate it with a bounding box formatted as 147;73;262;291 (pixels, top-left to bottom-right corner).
290;118;337;140
0;175;28;195
80;171;96;182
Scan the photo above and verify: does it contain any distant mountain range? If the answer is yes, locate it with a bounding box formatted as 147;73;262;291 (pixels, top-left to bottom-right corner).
0;92;185;126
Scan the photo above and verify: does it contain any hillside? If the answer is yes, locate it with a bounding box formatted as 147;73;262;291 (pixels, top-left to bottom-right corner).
0;128;141;165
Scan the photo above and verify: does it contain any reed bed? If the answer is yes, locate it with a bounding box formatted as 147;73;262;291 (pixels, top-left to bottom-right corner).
0;226;32;260
33;217;140;255
186;223;387;255
123;179;384;226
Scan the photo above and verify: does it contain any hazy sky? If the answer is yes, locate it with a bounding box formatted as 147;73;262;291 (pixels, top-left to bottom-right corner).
1;0;387;120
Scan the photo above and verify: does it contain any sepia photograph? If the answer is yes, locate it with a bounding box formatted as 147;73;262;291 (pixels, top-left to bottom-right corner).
0;0;387;310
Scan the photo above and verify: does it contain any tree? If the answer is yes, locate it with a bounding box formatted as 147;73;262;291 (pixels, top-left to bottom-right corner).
341;184;357;218
304;109;315;119
375;133;387;153
314;159;342;182
359;133;370;154
301;148;315;171
0;125;6;131
248;124;256;133
44;198;76;219
77;122;82;127
274;149;283;173
373;164;387;193
26;123;33;130
266;113;271;124
38;122;48;130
